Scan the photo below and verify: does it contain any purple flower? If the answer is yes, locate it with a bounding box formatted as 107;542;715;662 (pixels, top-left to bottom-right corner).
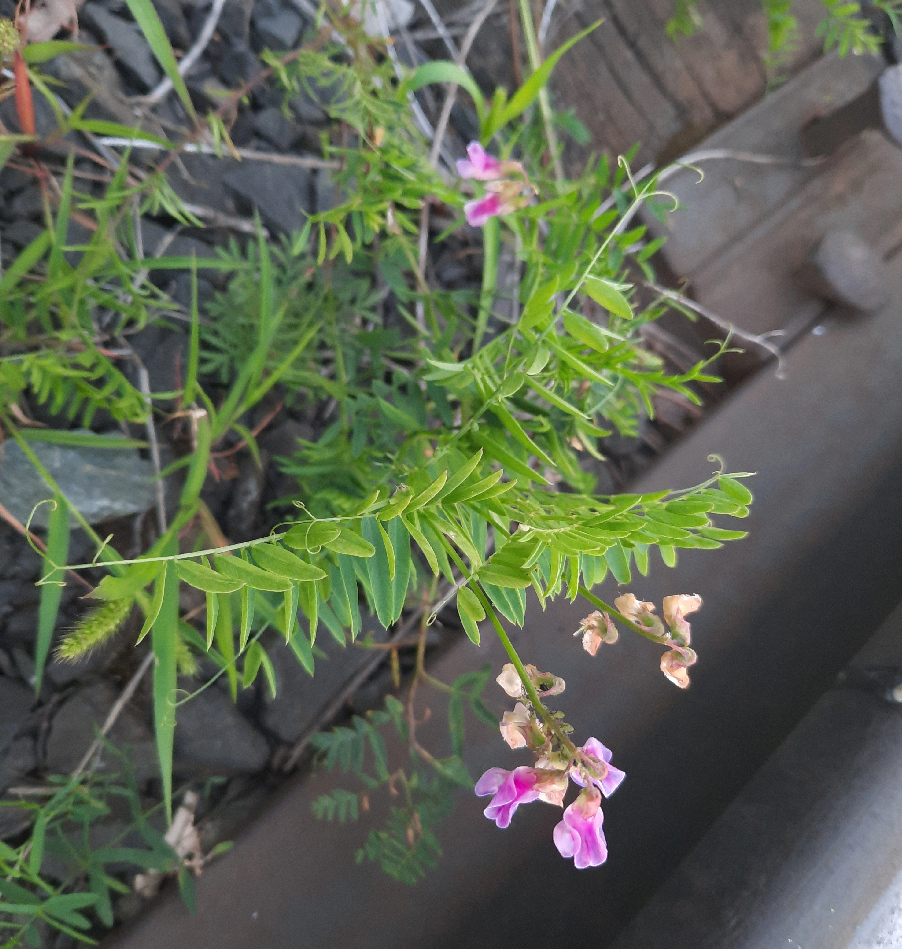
553;788;608;869
475;766;541;828
457;142;503;181
464;192;506;227
570;737;626;798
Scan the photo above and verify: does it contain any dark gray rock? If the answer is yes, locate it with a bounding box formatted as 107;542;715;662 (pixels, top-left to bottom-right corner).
151;0;192;49
44;682;158;782
224;162;311;235
252;3;303;50
313;169;338;213
2;219;44;249
3;607;38;645
805;230;890;313
0;736;36;794
254;107;303;151
137;219;216;268
212;39;261;89
0;676;33;751
261;625;386;743
0;434;157;527
0;798;32;840
81;7;163;91
9;186;45;220
290;90;327;125
225;453;265;542
45;631;119;687
127;323;189;398
174;686;269;773
169;153;237;211
259;418;314;459
218;0;254;44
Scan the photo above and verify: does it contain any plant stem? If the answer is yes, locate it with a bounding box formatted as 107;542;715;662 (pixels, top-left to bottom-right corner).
473;215;498;352
516;0;564;187
578;585;670;644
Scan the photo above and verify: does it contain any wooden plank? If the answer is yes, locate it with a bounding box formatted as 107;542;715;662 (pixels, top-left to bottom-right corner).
692;130;902;336
646;51;884;278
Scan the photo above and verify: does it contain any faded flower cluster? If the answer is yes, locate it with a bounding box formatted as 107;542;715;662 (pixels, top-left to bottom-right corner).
475;663;625;869
457;142;535;227
578;593;702;689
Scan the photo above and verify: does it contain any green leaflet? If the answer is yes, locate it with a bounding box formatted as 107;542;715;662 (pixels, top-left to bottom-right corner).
239;585;254;651
175;558;244;593
457;586;485;644
583;276;634;320
252;544;326;582
435;450;484;503
213;553;293;592
401;60;486;121
361;517;410;628
243;641;276;697
338;555;362;639
297;580;319;644
91;560;163;601
407;469;447;512
289;626;315;676
137;569;167;645
402;514;440;577
604;543;632;583
283;521;342;551
323;527;376;558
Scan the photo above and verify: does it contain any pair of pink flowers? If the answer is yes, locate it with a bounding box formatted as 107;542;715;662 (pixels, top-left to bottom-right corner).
475;737;625;869
457;142;533;227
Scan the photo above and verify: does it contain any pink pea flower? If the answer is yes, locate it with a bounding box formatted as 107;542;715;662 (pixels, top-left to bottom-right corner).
578;610;619;655
661;643;697;689
464;192;508;227
533;768;569;807
662;594;702;642
457;141;504;181
500;703;531;749
570;737;626;798
475;766;541;828
553;787;608;869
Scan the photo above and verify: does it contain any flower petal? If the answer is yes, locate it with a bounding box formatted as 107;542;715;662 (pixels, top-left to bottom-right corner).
475;767;510;797
457;142;503;180
464;193;504;227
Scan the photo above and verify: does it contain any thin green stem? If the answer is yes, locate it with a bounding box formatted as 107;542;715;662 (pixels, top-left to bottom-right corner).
473;215;498;352
516;0;564;187
578;585;669;644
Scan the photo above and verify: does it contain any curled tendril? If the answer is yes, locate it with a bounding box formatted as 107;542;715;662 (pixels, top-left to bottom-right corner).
91;534;114;568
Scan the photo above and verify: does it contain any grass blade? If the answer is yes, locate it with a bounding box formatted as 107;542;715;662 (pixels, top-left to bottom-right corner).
152;554;180;821
123;0;197;121
34;493;70;692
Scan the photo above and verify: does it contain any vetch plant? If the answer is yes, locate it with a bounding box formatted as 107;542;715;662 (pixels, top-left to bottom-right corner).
0;0;766;931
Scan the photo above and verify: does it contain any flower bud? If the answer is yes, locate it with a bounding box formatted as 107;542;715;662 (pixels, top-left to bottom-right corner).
524;663;566;697
496;664;524;698
614;593;665;635
662;594;702;643
660;644;698;689
500;702;531;749
578;610;619;655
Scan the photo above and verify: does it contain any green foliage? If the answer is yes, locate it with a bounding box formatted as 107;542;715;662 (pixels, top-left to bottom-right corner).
668;0;895;59
310;683;484;884
0;751;181;947
2;0;764;910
